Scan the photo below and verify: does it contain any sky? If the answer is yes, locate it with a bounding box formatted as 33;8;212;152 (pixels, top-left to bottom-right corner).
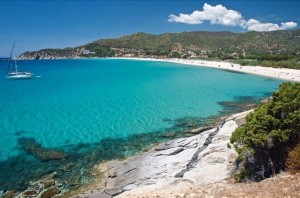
0;0;299;56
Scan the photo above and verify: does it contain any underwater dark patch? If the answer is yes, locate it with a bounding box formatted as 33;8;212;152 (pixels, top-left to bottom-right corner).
218;95;260;115
221;69;247;75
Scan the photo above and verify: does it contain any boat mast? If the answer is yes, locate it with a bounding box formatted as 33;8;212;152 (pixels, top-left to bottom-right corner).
14;51;18;74
6;42;15;74
14;58;18;74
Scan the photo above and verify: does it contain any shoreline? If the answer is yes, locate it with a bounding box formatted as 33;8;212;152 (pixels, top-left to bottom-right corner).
1;98;258;198
16;57;300;82
5;57;298;197
2;107;254;198
74;109;253;198
110;57;300;82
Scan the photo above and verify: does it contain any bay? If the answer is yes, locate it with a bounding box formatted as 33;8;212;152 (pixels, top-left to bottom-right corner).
0;59;283;190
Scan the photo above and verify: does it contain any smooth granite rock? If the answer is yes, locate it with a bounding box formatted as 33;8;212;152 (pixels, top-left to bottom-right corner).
104;188;124;196
186;126;213;134
74;111;253;198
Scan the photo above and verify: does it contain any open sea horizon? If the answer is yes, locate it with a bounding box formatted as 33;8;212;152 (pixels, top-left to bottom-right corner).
0;59;283;191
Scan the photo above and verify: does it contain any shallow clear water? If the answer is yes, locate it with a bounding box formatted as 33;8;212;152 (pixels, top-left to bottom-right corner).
0;59;283;190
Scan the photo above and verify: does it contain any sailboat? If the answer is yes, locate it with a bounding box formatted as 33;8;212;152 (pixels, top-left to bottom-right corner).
6;43;32;80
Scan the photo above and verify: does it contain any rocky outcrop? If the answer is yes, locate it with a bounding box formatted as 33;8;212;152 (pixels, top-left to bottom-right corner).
1;190;17;198
74;110;253;198
40;187;61;198
5;171;64;198
0;110;253;198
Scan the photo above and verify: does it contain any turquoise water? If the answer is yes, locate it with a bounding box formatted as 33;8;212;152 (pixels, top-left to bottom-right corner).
0;59;283;190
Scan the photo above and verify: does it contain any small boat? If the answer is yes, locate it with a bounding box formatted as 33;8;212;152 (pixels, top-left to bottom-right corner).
6;72;32;80
6;43;32;80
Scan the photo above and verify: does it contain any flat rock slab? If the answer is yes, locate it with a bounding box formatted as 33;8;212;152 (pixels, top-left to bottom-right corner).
104;188;124;196
74;111;253;198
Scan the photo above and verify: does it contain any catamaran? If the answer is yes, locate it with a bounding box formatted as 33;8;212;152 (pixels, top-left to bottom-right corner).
6;43;32;80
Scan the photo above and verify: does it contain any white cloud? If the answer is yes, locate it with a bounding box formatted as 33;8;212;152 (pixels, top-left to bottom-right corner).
281;22;298;29
246;19;281;32
168;3;242;26
168;11;204;25
168;3;297;32
245;19;298;32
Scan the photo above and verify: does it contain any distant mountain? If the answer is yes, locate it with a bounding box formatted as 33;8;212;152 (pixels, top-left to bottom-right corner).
0;57;9;60
19;29;300;61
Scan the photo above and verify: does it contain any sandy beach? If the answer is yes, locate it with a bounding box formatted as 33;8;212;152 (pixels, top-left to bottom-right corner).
113;57;300;82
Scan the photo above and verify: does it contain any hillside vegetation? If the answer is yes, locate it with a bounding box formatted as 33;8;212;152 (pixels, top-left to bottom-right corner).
230;82;300;181
19;30;300;69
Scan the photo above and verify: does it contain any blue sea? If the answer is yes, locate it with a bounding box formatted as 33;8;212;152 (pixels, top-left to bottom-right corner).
0;59;283;191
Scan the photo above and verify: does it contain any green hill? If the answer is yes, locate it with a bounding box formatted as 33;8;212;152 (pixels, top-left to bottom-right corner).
19;29;300;68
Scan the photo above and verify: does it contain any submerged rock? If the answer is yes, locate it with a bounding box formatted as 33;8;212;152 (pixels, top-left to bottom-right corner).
41;179;55;188
18;137;68;161
66;177;81;187
29;148;68;161
185;126;213;134
59;162;76;172
23;189;39;197
40;172;57;181
162;131;176;138
1;190;17;198
162;118;172;122
218;99;257;114
40;187;60;198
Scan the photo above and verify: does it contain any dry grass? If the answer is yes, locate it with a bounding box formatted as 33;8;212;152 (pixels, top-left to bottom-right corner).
122;173;300;198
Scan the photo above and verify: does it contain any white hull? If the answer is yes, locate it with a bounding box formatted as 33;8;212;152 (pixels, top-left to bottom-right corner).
6;73;32;80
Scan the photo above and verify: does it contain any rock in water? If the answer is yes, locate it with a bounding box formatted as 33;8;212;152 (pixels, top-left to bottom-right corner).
28;148;67;161
18;137;67;161
186;126;213;134
66;177;81;186
59;162;76;171
41;179;55;188
40;187;60;198
162;131;176;138
1;190;17;198
23;190;39;197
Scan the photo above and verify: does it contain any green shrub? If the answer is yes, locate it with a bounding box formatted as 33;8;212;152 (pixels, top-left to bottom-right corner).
230;82;300;181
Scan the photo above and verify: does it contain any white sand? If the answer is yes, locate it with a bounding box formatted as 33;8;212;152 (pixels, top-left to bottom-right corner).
112;57;300;82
